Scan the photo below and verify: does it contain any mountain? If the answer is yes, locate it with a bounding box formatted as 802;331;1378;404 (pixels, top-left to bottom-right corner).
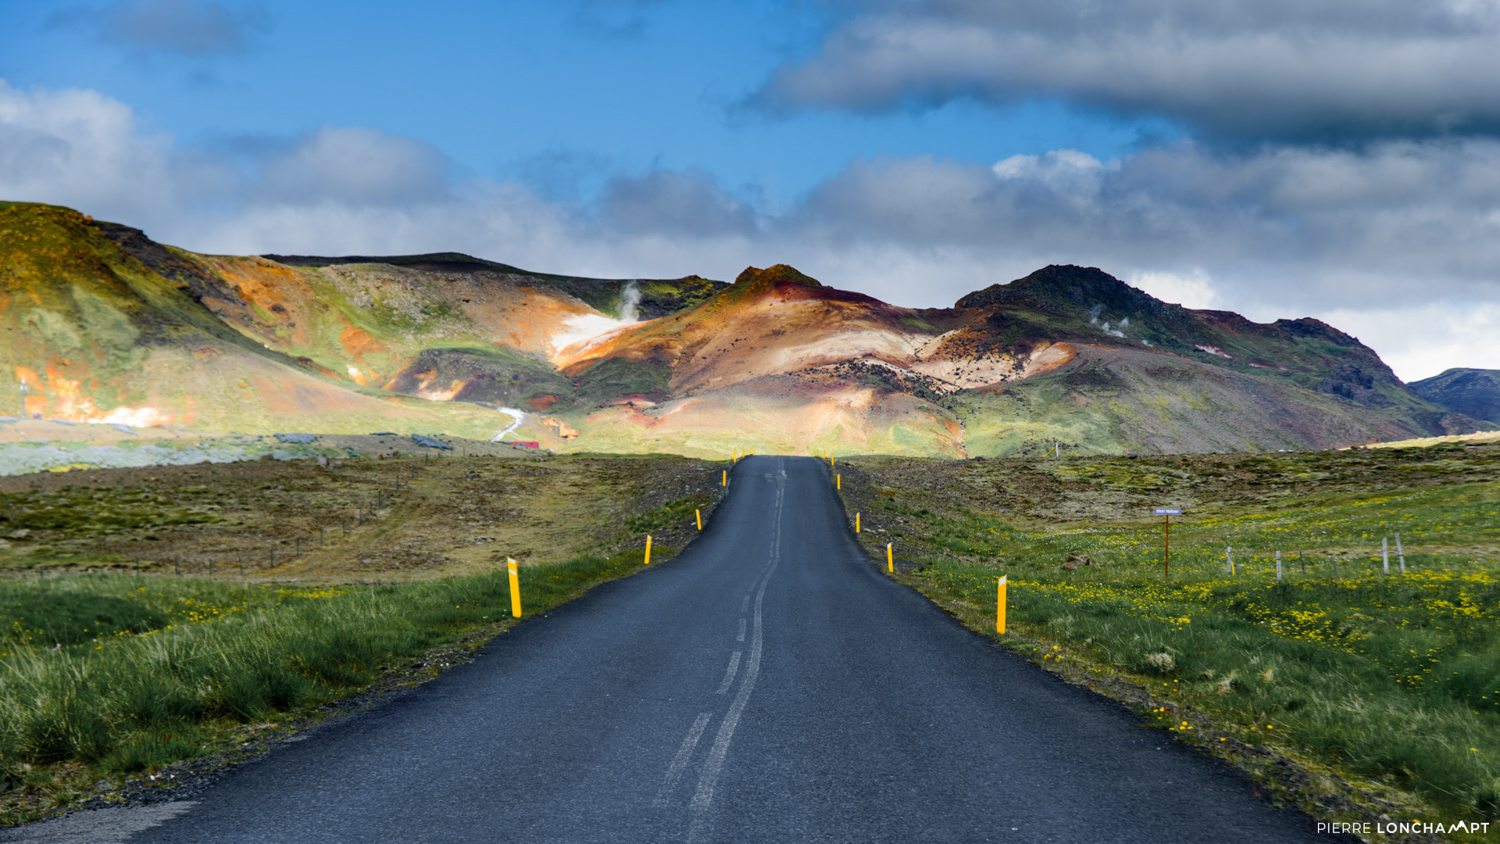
1410;369;1500;425
0;201;1486;457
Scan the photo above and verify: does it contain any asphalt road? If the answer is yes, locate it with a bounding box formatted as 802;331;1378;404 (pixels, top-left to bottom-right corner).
9;455;1338;843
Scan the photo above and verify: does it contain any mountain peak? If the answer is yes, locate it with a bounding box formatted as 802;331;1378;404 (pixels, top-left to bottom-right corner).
732;264;823;290
955;265;1159;315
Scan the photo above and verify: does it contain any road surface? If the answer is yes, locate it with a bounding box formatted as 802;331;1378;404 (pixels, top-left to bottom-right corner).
5;455;1335;843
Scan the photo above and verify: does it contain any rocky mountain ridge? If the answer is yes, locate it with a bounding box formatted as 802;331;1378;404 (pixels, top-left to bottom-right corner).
1410;368;1500;425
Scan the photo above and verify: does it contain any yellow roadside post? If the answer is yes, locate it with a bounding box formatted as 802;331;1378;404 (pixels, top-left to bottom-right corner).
696;508;702;531
507;557;522;618
836;474;841;490
996;576;1007;634
722;469;727;487
832;455;836;467
645;535;653;565
887;543;893;573
855;512;860;533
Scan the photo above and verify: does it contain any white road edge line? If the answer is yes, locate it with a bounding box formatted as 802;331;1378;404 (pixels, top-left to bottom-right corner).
653;712;713;808
736;618;746;643
714;651;742;695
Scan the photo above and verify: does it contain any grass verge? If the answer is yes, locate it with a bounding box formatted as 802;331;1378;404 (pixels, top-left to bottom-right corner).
0;505;697;826
840;445;1500;842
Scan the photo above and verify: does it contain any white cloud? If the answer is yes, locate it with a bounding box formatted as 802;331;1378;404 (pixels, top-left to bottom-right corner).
0;80;224;217
602;168;759;237
751;0;1500;141
798;141;1500;314
252;127;452;206
1127;270;1221;310
1322;302;1500;382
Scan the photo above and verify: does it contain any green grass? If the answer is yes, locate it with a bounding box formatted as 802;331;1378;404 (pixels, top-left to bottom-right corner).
847;453;1500;832
0;486;222;536
0;545;676;813
573;356;672;402
625;494;716;536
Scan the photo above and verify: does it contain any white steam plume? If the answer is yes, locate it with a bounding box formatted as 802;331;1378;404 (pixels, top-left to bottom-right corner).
619;280;642;322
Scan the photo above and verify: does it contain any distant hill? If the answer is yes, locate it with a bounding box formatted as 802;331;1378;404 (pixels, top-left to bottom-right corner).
1410;369;1500;425
0;201;1487;457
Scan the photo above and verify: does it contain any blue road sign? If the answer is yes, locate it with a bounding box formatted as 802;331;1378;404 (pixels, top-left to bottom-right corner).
1154;508;1182;515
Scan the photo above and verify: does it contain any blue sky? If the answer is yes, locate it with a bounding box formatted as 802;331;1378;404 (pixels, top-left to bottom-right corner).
3;0;1500;380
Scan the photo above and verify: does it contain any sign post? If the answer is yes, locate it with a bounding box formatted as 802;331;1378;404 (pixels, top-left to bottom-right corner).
1154;508;1182;578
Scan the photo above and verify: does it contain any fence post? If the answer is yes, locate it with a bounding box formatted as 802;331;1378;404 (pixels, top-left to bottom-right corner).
1396;533;1406;573
1275;550;1282;582
1382;537;1389;574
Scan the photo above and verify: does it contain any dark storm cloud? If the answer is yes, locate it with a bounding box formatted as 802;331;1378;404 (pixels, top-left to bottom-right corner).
750;0;1500;142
